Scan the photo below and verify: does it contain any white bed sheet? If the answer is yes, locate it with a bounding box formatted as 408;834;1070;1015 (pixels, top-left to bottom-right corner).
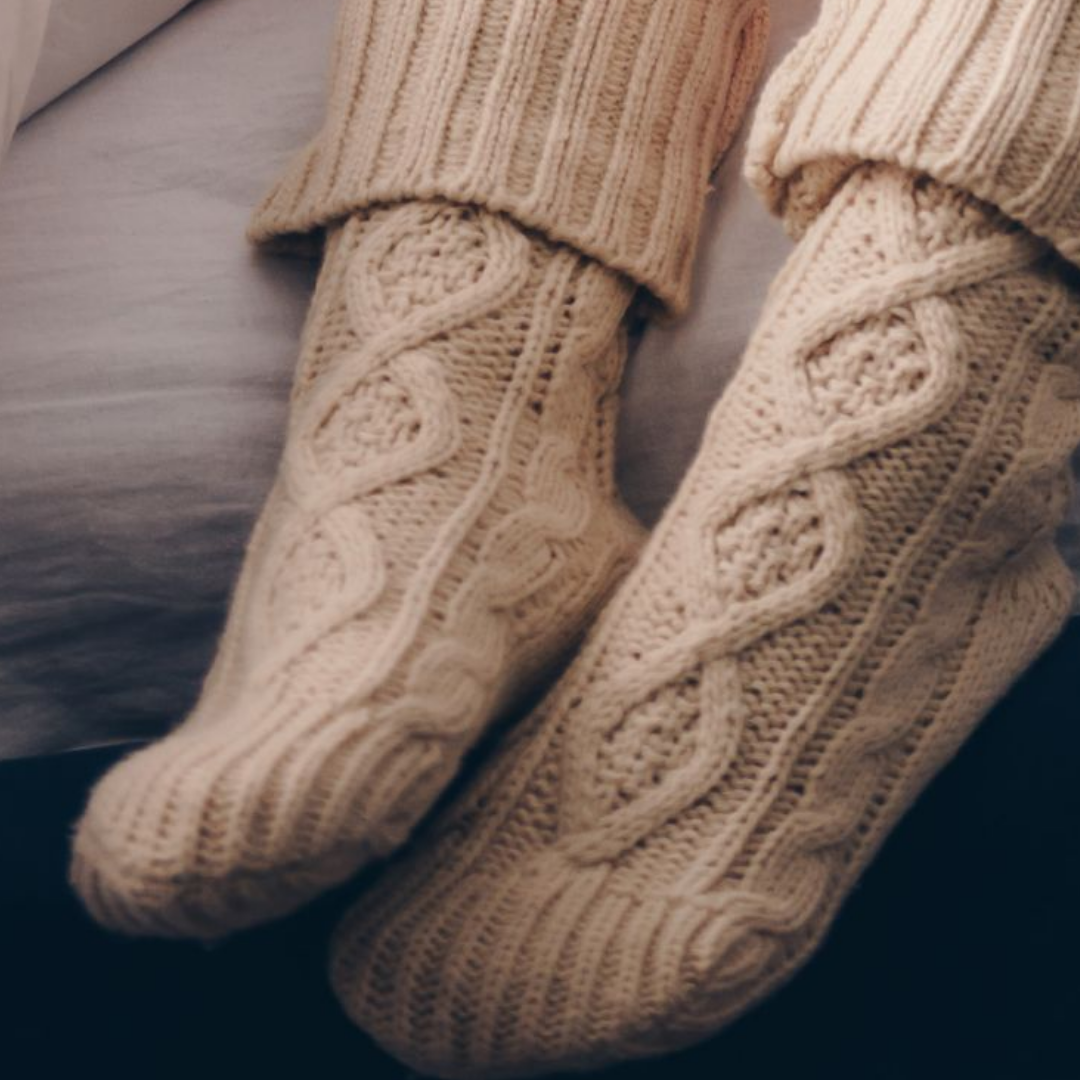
0;0;333;758
0;0;51;166
0;0;1077;760
21;0;198;121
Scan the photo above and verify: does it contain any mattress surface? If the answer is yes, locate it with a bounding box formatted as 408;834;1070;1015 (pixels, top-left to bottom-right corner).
0;0;1076;760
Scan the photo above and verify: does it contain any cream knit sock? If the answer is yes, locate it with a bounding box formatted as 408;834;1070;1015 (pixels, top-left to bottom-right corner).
329;0;1080;1061
70;202;643;937
69;0;770;938
330;161;1080;1079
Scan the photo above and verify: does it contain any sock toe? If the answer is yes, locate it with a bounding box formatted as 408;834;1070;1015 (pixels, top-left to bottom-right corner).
328;163;1080;1074
68;717;454;936
331;853;766;1078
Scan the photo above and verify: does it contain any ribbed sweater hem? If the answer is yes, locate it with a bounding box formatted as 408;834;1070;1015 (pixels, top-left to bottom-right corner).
746;0;1080;271
249;0;770;314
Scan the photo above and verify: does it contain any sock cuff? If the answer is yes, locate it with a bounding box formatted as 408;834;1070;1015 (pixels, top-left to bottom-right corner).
746;0;1080;270
247;0;769;316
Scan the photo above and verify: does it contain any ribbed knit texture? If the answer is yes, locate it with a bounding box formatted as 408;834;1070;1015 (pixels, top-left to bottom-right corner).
68;0;770;939
746;0;1080;268
248;0;770;315
331;160;1080;1078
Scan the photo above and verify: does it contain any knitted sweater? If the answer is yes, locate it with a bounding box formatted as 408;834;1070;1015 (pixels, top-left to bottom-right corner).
250;0;770;316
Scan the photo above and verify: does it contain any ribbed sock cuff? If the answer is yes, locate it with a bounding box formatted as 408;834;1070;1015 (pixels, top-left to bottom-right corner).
249;0;769;315
746;0;1080;270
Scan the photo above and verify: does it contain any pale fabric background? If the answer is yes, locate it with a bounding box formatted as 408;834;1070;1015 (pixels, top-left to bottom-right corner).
20;0;196;120
1;0;329;758
0;0;1075;760
0;0;51;165
2;0;197;168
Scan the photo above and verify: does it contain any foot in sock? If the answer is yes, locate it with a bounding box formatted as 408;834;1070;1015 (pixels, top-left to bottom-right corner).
68;0;772;938
70;201;644;937
329;165;1080;1077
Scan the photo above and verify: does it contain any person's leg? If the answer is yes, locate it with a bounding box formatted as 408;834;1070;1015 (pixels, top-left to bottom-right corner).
70;0;770;939
328;3;1080;1074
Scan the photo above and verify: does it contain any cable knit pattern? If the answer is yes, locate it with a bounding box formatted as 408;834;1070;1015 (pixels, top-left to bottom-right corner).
329;164;1080;1077
746;0;1080;268
69;0;769;939
70;202;647;937
248;0;770;315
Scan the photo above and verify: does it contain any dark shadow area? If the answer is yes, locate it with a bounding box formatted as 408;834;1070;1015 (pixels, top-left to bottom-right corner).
2;621;1078;1079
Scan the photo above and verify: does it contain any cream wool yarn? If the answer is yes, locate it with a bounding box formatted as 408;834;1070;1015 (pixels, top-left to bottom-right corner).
331;163;1080;1079
69;0;770;937
248;0;771;317
71;204;642;937
746;0;1080;259
328;2;1080;1069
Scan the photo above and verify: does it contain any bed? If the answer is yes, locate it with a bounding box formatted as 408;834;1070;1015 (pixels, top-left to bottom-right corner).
2;0;1074;763
1;0;332;758
2;3;1079;1076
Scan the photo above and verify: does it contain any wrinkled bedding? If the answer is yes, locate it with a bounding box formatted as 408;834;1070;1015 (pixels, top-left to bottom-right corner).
21;0;197;120
0;1;50;164
0;0;1077;761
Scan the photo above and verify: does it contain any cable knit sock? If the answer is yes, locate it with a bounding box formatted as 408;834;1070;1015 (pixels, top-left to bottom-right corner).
329;5;1080;1073
329;162;1080;1076
69;0;770;938
70;203;644;937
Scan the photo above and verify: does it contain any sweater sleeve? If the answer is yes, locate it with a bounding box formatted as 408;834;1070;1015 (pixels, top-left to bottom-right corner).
248;0;769;316
745;0;1080;272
